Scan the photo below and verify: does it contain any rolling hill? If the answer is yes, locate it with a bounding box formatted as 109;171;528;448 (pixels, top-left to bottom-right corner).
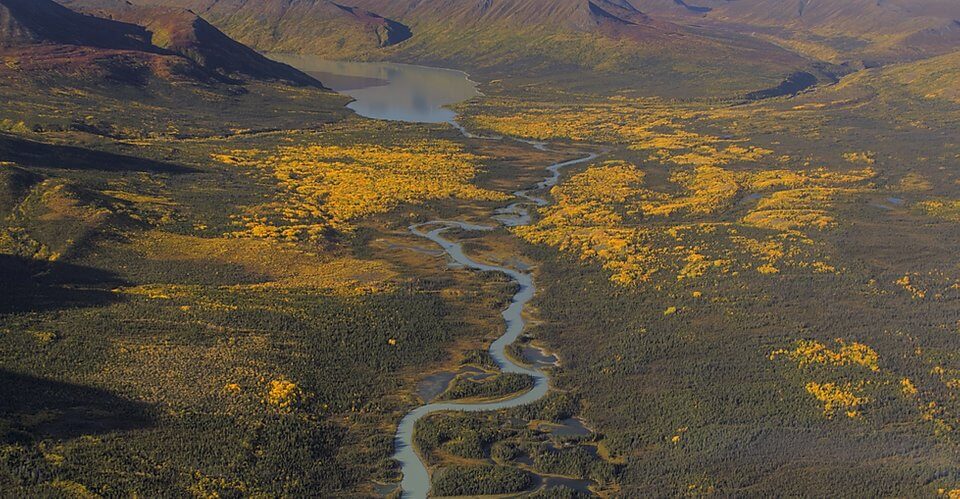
0;0;155;50
131;0;412;58
624;0;960;64
0;0;320;86
59;0;323;85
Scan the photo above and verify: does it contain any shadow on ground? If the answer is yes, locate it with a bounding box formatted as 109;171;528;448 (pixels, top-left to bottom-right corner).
0;369;153;443
0;254;127;314
0;133;195;173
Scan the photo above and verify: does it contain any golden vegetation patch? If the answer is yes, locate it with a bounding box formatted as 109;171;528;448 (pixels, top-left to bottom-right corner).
901;378;919;397
770;337;960;430
741;168;876;231
917;199;960;222
805;381;869;419
900;172;933;192
771;339;879;419
477;93;879;287
466;97;771;168
641;166;739;217
743;189;839;231
134;231;396;294
895;274;927;300
266;378;303;411
214;138;508;238
515;160;855;286
842;151;876;165
463;96;880;292
770;339;880;372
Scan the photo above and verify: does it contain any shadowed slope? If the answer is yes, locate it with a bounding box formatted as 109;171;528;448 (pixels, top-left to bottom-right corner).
627;0;960;63
1;0;322;87
0;369;152;442
135;0;412;57
0;0;154;49
59;0;323;85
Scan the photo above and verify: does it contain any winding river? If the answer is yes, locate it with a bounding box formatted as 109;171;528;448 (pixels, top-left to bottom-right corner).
393;140;600;498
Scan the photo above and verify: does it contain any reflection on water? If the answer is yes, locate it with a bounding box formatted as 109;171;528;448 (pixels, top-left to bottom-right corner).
373;482;398;497
268;55;480;123
541;475;593;495
415;366;486;402
537;417;592;437
521;344;559;367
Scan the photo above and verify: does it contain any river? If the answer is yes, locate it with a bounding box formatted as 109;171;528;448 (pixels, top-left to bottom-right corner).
393;144;598;498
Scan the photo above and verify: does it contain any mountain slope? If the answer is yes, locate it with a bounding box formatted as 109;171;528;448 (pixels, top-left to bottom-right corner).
625;0;960;63
134;0;412;58
857;48;960;104
1;0;321;89
0;0;154;50
150;0;957;74
58;0;321;85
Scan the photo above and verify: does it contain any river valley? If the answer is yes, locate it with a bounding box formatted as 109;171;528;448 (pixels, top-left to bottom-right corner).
276;57;602;498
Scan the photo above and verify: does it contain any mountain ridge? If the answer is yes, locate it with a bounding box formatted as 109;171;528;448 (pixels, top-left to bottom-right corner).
57;0;323;85
1;0;324;89
134;0;413;57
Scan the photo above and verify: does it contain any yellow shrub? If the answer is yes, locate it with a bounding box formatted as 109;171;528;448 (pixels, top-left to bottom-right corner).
805;381;869;418
266;378;302;410
842;151;875;165
771;338;880;372
917;199;960;222
901;378;918;397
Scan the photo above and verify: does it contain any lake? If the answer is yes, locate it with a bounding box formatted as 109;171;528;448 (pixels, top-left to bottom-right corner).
268;55;480;123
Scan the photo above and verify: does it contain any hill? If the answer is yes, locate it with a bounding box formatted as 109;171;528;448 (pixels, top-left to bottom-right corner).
132;0;412;58
0;0;154;50
878;49;960;103
820;48;960;105
624;0;960;64
0;0;320;87
59;0;323;85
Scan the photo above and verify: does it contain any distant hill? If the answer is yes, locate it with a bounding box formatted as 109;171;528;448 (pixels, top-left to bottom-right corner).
24;0;953;98
0;0;320;87
59;0;322;85
132;0;412;58
0;0;154;50
624;0;960;64
860;49;960;104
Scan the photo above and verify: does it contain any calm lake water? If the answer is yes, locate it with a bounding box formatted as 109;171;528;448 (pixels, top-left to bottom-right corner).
268;55;480;123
